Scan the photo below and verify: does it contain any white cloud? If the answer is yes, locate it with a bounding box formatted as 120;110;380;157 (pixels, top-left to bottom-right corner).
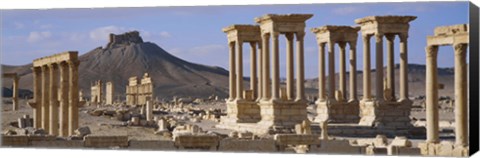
13;22;25;29
89;25;129;42
27;31;52;43
159;31;171;38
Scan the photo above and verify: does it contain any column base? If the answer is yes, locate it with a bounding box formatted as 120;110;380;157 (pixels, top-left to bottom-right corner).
314;99;360;123
359;99;412;128
418;142;469;157
221;99;261;124
255;99;308;134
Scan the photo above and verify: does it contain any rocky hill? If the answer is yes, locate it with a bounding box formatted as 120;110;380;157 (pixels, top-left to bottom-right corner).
2;31;231;100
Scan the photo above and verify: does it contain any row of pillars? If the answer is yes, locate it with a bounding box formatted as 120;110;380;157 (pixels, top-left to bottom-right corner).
32;61;79;137
228;32;306;102
359;33;409;102
425;43;468;147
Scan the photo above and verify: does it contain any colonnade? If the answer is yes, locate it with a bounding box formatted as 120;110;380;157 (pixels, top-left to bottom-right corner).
31;51;80;137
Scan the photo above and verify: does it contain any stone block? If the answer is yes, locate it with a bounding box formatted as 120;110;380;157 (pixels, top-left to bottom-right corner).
128;140;176;150
366;146;388;155
74;126;91;137
84;135;129;148
30;140;84;148
174;135;220;150
273;134;321;146
1;135;28;146
218;138;276;152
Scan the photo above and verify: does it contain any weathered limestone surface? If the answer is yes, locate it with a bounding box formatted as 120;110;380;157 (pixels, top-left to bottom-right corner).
311;25;360;124
128;140;176;150
174;135;220;150
90;80;102;104
126;73;153;105
105;82;114;105
31;51;80;136
84;135;129;148
218;138;276;152
355;15;416;131
421;24;469;157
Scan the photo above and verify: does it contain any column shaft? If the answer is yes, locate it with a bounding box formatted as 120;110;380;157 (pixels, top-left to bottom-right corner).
285;33;295;100
228;42;236;101
33;67;42;128
338;42;347;101
12;77;19;111
318;43;326;101
250;42;258;99
257;42;263;100
375;34;384;101
328;42;336;100
68;61;79;136
295;32;306;101
362;35;372;100
386;34;395;101
262;33;271;100
271;32;280;100
236;40;243;100
59;62;69;137
49;64;59;135
41;66;50;132
349;42;358;101
425;46;439;143
454;43;468;146
399;34;409;100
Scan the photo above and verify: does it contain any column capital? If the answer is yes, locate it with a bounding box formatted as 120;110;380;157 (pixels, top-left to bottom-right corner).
285;32;294;41
249;41;257;47
453;43;468;56
425;45;439;58
67;60;80;67
385;34;395;41
295;31;305;39
374;33;384;41
337;41;347;49
348;41;357;49
262;32;271;38
399;33;409;42
47;63;58;69
362;34;371;40
271;32;280;38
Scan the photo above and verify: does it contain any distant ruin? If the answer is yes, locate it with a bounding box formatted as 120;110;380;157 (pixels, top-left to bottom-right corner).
106;31;143;48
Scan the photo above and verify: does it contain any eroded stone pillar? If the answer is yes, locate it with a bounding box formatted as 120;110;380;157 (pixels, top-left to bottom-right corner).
348;41;358;101
250;42;258;99
285;33;295;100
328;42;336;100
68;61;79;136
41;66;50;131
59;62;69;137
229;42;236;101
236;40;243;100
257;43;263;101
338;42;347;101
295;32;306;101
425;45;439;143
362;35;372;100
32;67;42;128
49;64;59;135
454;43;468;147
375;34;384;101
386;34;395;101
262;33;271;100
12;76;19;111
271;32;280;100
318;43;326;101
399;33;409;101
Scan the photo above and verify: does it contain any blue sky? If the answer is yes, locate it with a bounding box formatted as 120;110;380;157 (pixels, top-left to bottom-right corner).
1;2;469;78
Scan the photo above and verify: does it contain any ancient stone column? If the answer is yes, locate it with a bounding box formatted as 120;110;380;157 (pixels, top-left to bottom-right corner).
375;34;384;101
59;62;69;137
250;42;258;99
338;42;347;101
425;45;439;143
385;34;395;101
236;40;243;100
399;33;409;101
271;32;280;100
146;99;153;121
328;42;336;100
68;61;79;136
228;42;236;101
362;35;372;100
295;32;306;101
49;64;59;135
41;66;50;132
349;41;358;101
318;43;326;101
262;33;271;100
12;76;19;111
32;67;42;128
285;33;295;100
454;43;468;147
257;42;263;101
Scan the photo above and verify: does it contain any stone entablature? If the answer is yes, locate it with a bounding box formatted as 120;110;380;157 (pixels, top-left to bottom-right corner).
354;16;416;35
427;24;468;46
30;51;80;137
